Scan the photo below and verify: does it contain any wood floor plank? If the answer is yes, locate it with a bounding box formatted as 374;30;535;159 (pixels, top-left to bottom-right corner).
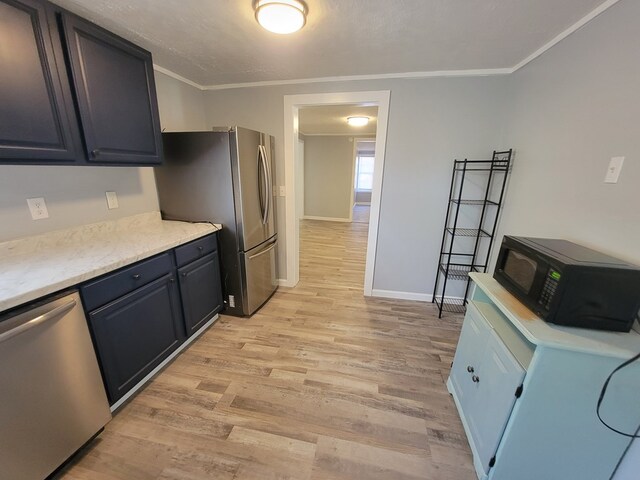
55;215;474;479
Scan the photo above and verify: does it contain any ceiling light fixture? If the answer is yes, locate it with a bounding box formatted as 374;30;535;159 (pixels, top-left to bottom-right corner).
255;0;307;34
347;116;369;127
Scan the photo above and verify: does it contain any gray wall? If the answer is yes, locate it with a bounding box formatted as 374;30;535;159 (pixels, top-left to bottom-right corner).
496;0;640;268
202;76;510;292
304;136;354;219
0;71;205;242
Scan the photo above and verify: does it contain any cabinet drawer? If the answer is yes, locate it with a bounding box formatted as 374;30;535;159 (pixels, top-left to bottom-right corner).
81;253;173;311
174;234;217;267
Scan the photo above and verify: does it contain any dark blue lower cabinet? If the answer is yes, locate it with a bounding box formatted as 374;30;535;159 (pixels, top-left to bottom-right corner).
178;251;223;337
88;273;184;405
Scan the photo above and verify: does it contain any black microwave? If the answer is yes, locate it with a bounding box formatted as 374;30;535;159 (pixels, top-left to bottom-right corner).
494;236;640;332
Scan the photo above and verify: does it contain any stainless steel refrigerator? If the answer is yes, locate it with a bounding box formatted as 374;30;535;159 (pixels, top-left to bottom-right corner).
155;127;277;316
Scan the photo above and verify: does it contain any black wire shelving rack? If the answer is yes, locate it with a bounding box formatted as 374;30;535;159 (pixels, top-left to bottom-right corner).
432;150;513;317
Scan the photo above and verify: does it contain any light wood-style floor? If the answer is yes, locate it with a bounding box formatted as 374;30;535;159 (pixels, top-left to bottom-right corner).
57;218;474;480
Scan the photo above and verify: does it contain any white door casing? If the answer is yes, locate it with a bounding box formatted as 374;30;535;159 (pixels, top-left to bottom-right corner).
282;91;391;294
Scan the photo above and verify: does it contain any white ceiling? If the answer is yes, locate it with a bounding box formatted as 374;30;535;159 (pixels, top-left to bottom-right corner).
52;0;612;87
299;105;378;135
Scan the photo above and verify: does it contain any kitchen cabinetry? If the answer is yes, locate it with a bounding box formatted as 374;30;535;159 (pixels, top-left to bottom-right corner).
82;254;184;404
80;233;223;406
0;0;83;163
59;11;163;165
449;273;640;480
176;235;223;336
0;0;163;166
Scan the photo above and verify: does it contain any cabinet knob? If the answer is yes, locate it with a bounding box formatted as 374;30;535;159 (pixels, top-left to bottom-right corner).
472;375;480;383
181;272;187;277
197;246;204;253
169;277;175;283
467;366;474;373
91;149;100;158
132;274;141;280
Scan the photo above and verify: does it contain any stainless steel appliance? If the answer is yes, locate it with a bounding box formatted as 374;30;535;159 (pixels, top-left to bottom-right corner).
155;127;278;316
494;236;640;332
0;291;111;479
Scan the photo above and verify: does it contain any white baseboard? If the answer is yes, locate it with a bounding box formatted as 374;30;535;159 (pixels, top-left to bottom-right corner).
110;314;219;412
278;278;297;287
370;289;465;303
302;215;351;222
370;289;433;302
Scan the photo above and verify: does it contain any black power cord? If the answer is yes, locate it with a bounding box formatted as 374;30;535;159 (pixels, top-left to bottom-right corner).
597;350;640;438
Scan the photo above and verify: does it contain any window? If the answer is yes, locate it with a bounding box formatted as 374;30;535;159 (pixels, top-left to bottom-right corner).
354;155;374;191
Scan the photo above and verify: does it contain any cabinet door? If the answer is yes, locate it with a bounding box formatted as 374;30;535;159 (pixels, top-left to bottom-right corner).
472;329;525;473
178;252;223;337
0;0;82;163
59;12;163;165
450;303;492;416
88;274;184;404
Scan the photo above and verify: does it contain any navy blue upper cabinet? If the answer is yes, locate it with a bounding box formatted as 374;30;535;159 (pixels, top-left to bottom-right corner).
58;11;163;165
0;0;83;163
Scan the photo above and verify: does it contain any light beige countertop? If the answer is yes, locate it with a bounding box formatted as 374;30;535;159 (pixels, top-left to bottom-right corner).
0;212;221;312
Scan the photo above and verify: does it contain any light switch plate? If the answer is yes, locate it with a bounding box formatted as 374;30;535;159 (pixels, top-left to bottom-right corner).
604;156;625;183
27;197;49;220
105;191;119;209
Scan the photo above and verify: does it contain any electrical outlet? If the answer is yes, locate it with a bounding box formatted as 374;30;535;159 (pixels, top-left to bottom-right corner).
279;186;286;197
604;156;625;184
27;197;49;220
105;191;119;209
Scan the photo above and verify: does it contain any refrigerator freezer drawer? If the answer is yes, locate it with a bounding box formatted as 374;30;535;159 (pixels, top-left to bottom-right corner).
241;238;278;315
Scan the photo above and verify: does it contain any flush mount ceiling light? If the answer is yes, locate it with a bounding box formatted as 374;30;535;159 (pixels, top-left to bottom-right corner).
347;116;370;127
255;0;307;34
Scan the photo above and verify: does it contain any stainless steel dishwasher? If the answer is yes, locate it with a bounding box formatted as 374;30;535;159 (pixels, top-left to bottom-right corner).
0;291;111;479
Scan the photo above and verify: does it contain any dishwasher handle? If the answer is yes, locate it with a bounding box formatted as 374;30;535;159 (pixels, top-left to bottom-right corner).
0;299;76;344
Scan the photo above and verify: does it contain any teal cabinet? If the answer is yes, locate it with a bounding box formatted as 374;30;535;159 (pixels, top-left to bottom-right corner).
449;273;640;480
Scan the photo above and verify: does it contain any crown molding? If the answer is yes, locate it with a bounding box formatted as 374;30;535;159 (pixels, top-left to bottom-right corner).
153;64;204;90
511;0;622;72
153;0;621;91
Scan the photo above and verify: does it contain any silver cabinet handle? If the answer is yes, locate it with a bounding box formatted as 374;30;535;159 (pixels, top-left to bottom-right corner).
0;300;76;344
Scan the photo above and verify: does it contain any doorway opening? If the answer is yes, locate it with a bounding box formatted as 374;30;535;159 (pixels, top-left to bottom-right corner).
283;91;390;295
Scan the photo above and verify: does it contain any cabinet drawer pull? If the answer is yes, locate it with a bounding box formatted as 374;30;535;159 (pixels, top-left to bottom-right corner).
132;274;141;280
467;366;474;373
472;375;480;383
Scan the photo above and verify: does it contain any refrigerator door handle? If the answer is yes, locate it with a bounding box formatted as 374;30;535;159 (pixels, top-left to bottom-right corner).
258;145;269;225
248;239;277;259
261;145;272;221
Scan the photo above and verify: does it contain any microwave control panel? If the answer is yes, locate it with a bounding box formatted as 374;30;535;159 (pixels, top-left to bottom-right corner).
538;269;561;310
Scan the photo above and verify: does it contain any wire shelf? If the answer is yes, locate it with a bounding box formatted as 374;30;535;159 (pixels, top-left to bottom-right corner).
433;297;467;314
446;227;491;237
438;264;478;280
451;199;499;206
